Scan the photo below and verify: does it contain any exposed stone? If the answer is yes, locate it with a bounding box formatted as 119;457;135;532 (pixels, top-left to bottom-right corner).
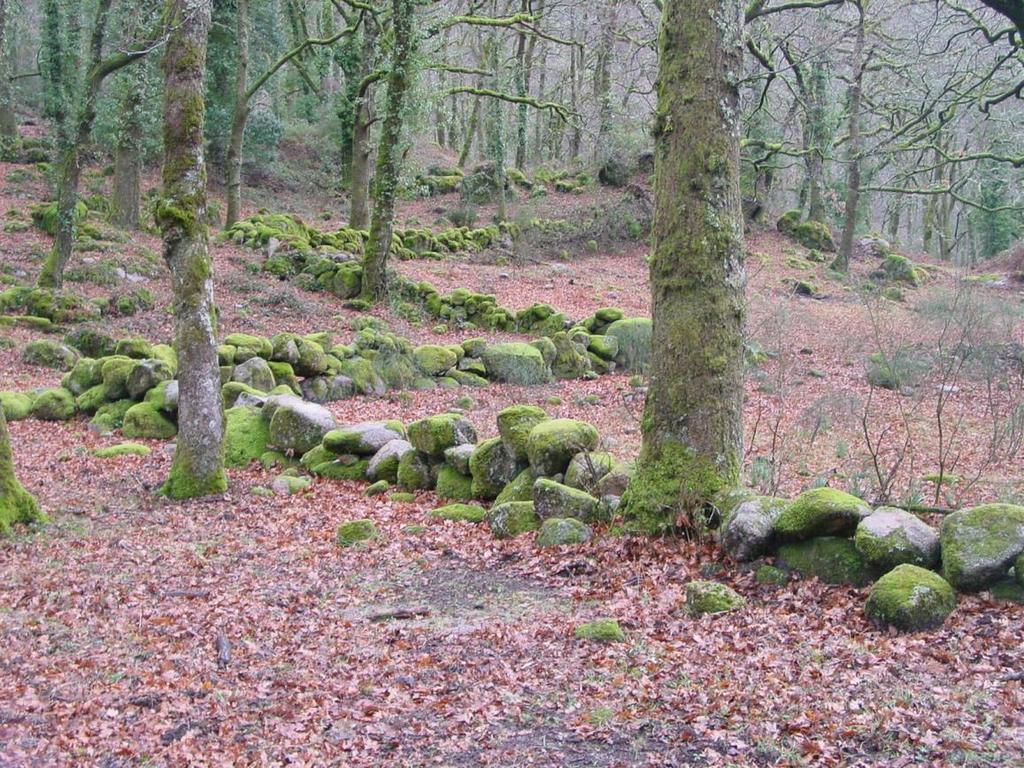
773;487;871;542
720;496;788;562
533;478;601;522
940;503;1024;591
854;507;940;573
686;581;746;615
536;517;592;546
526;418;599;477
865;564;956;631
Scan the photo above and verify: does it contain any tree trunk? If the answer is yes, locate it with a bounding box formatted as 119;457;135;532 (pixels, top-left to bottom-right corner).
225;0;250;228
0;407;43;535
158;0;225;499
836;6;866;272
0;0;16;139
348;22;378;229
458;94;481;168
111;141;141;229
620;0;746;535
360;0;415;302
38;0;116;288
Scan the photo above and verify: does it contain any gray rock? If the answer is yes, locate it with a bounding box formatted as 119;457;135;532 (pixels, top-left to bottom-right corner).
533;478;601;522
940;503;1024;591
232;356;276;393
536;517;592;547
366;439;414;483
444;443;475;475
267;395;336;455
855;507;940;572
126;359;174;400
720;496;788;562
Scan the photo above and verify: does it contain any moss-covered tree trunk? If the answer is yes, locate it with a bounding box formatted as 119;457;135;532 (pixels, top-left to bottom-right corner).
0;0;16;139
360;0;415;302
348;21;378;230
224;0;250;228
37;0;116;288
836;4;866;272
620;0;746;536
158;0;226;499
111;71;144;229
0;407;43;535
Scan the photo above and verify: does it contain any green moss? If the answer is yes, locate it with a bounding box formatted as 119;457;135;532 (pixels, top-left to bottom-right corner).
407;413;475;457
412;344;458;376
481;342;550;385
604;318;652;372
30;388;76;421
100;356;137;400
397;451;433;491
336;519;379;547
0;431;44;536
526;418;600;477
496;405;548;461
486;501;541;539
160;455;227;500
223;406;271;468
865;564;955;631
311;457;370;482
940;503;1024;591
365;480;390;497
990;578;1024;604
536;517;592;546
773;487;871;541
0;391;34;421
685;580;746;615
776;537;873;586
90;399;135;432
755;564;789;586
620;442;730;536
22;339;78;370
94;443;152;458
493;468;536;506
122;403;177;439
389;492;417;503
791;220;836;251
435;465;474;501
574;618;625;643
431;503;487;523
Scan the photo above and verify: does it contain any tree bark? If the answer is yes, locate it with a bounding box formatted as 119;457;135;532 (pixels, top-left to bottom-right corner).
111;76;143;229
836;5;866;272
224;0;250;228
0;407;43;535
157;0;226;499
348;21;378;229
620;0;746;535
360;0;414;302
0;0;16;139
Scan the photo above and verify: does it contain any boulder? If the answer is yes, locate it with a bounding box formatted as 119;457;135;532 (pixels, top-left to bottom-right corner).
0;391;34;421
470;437;520;499
776;537;872;586
121;402;177;439
550;331;591;379
486;501;541;539
22;339;78;370
773;487;871;542
564;451;615;492
533;478;601;522
685;581;746;616
366;439;414;483
536;517;592;547
336;519;378;547
223;406;270;467
324;421;405;456
232;356;276;393
854;507;940;573
720;496;788;562
144;380;179;412
526;418;599;477
865;564;956;631
114;338;153;359
224;332;272;362
436;464;474;501
431;503;486;523
493;468;535;506
595;461;634;497
496;405;548;461
396;451;435;491
481;342;550;385
443;443;475;475
272;474;312;495
407;413;476;457
100;356;137;400
300;375;355;403
413;344;458;376
267;395;336;455
126;359;174;400
574;618;625;643
30;387;76;421
604;318;651;372
940;503;1024;591
61;357;102;395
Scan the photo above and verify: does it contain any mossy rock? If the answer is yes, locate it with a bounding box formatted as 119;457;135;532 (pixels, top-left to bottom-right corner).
533;478;601;523
224;333;272;362
939;503;1024;591
224;406;271;468
470;437;520;499
776;537;872;586
397;451;435;491
773;487;871;542
64;327;117;358
526;418;600;477
61;357;102;396
93;442;151;458
0;391;34;421
536;517;592;547
126;359;174;400
481;342;550;385
604;318;651;373
755;564;789;586
493;468;536;506
574;618;624;643
267;396;336;455
114;337;153;360
22;339;78;370
144;380;179;413
854;507;940;573
412;344;458;376
879;253;927;287
486;501;541;539
310;456;370;482
222;381;265;409
496;405;548;461
90;399;134;433
443;443;475;475
323;421;405;456
271;474;313;495
564;451;615;493
431;503;487;523
336;519;379;547
100;356;137;400
865;564;955;632
365;480;390;497
791;220;835;252
367;439;414;483
121;402;177;439
990;578;1024;604
30;387;76;421
407;413;476;458
686;581;746;615
435;464;475;501
720;496;788;562
550;331;592;379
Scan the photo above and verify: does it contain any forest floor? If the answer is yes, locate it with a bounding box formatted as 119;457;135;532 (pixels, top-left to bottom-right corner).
1;155;1023;766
